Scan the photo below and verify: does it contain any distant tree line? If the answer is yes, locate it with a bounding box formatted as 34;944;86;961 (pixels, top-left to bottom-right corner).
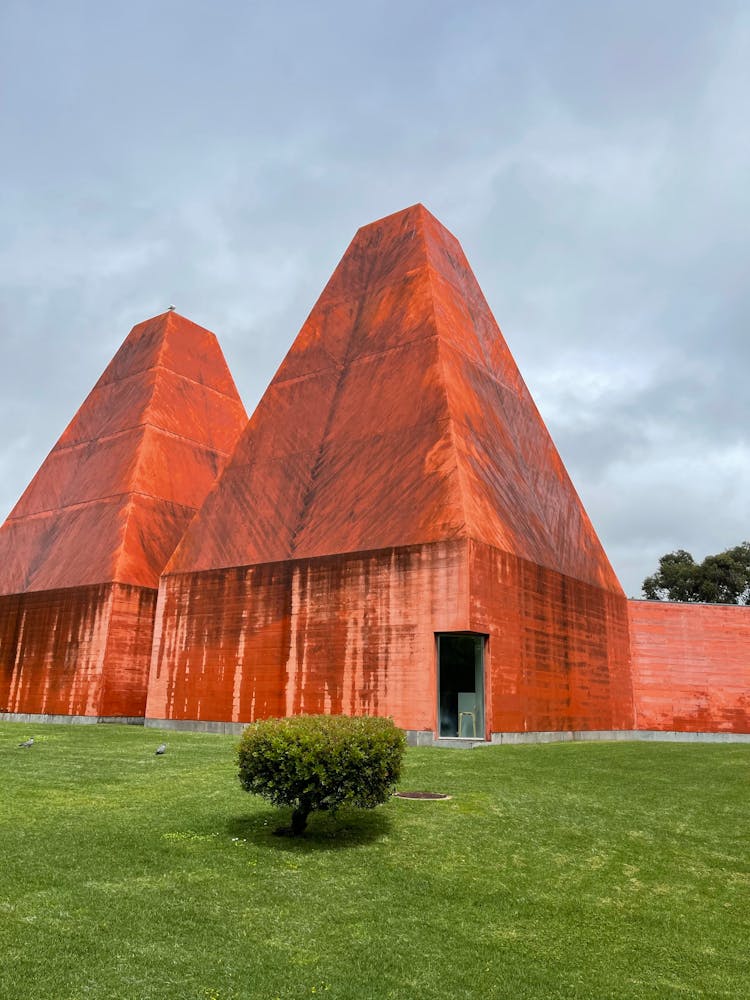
642;542;750;605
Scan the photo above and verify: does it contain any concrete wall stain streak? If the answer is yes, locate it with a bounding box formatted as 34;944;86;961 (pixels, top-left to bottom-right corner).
0;585;113;716
99;585;160;717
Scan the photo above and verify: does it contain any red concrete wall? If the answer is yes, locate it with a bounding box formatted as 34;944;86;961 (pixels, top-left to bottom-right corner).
0;311;247;720
147;538;635;736
629;601;750;733
0;584;158;718
147;540;469;731
0;585;113;716
99;585;160;717
470;542;634;733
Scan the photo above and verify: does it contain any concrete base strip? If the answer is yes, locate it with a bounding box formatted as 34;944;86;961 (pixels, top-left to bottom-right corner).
2;713;749;744
0;712;144;726
489;729;750;745
145;717;247;736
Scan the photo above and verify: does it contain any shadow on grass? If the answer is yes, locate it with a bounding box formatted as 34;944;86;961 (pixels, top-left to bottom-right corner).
226;804;392;851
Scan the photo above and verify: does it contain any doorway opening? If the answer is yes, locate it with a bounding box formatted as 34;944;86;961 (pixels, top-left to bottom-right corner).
437;633;486;739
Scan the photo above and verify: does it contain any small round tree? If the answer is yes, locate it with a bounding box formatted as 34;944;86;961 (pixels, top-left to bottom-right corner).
237;714;406;835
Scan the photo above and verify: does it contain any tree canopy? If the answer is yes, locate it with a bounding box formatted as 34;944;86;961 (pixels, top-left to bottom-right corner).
237;714;405;835
642;542;750;605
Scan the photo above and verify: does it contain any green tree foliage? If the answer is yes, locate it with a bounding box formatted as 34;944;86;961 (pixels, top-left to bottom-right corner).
237;714;406;835
642;542;750;604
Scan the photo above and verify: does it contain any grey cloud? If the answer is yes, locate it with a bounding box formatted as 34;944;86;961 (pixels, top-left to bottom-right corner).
1;1;747;603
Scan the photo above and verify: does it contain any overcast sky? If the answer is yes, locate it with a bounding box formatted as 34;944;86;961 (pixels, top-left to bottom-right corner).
1;1;748;598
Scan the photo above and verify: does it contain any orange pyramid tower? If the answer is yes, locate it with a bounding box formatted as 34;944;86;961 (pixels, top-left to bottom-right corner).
147;207;633;740
0;311;246;720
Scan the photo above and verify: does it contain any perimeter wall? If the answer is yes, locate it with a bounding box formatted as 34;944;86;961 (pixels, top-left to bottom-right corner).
629;600;749;734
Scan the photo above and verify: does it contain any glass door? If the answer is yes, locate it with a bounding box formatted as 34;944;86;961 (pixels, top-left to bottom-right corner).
437;633;485;739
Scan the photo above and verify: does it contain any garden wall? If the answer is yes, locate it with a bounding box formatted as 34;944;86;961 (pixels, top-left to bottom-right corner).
629;600;749;733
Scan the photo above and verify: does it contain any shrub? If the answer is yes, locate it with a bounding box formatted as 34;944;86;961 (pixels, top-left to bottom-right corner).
237;714;406;835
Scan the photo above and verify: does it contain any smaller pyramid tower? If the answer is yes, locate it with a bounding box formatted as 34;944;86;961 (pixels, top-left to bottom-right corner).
0;311;246;720
147;207;633;738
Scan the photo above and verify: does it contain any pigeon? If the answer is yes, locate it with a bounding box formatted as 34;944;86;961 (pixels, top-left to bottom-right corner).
18;737;34;748
155;743;167;755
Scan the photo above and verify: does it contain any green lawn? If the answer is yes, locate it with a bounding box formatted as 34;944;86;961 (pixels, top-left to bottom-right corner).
1;723;747;1000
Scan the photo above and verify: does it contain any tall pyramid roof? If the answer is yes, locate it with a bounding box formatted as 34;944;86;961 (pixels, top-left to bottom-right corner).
167;205;621;592
0;311;247;594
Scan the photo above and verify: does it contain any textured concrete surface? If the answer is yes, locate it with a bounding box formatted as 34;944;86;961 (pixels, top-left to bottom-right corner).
0;311;246;595
0;713;145;725
629;600;749;734
0;583;157;718
0;311;247;719
144;717;248;736
470;541;633;734
490;729;750;744
147;540;468;732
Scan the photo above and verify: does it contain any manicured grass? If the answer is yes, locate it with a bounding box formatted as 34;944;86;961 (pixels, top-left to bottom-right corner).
1;723;747;1000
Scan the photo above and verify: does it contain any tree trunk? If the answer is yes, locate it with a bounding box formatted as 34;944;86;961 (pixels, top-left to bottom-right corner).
291;803;310;836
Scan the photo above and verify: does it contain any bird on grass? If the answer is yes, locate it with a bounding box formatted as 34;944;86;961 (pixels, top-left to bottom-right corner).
155;743;167;755
18;737;34;748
